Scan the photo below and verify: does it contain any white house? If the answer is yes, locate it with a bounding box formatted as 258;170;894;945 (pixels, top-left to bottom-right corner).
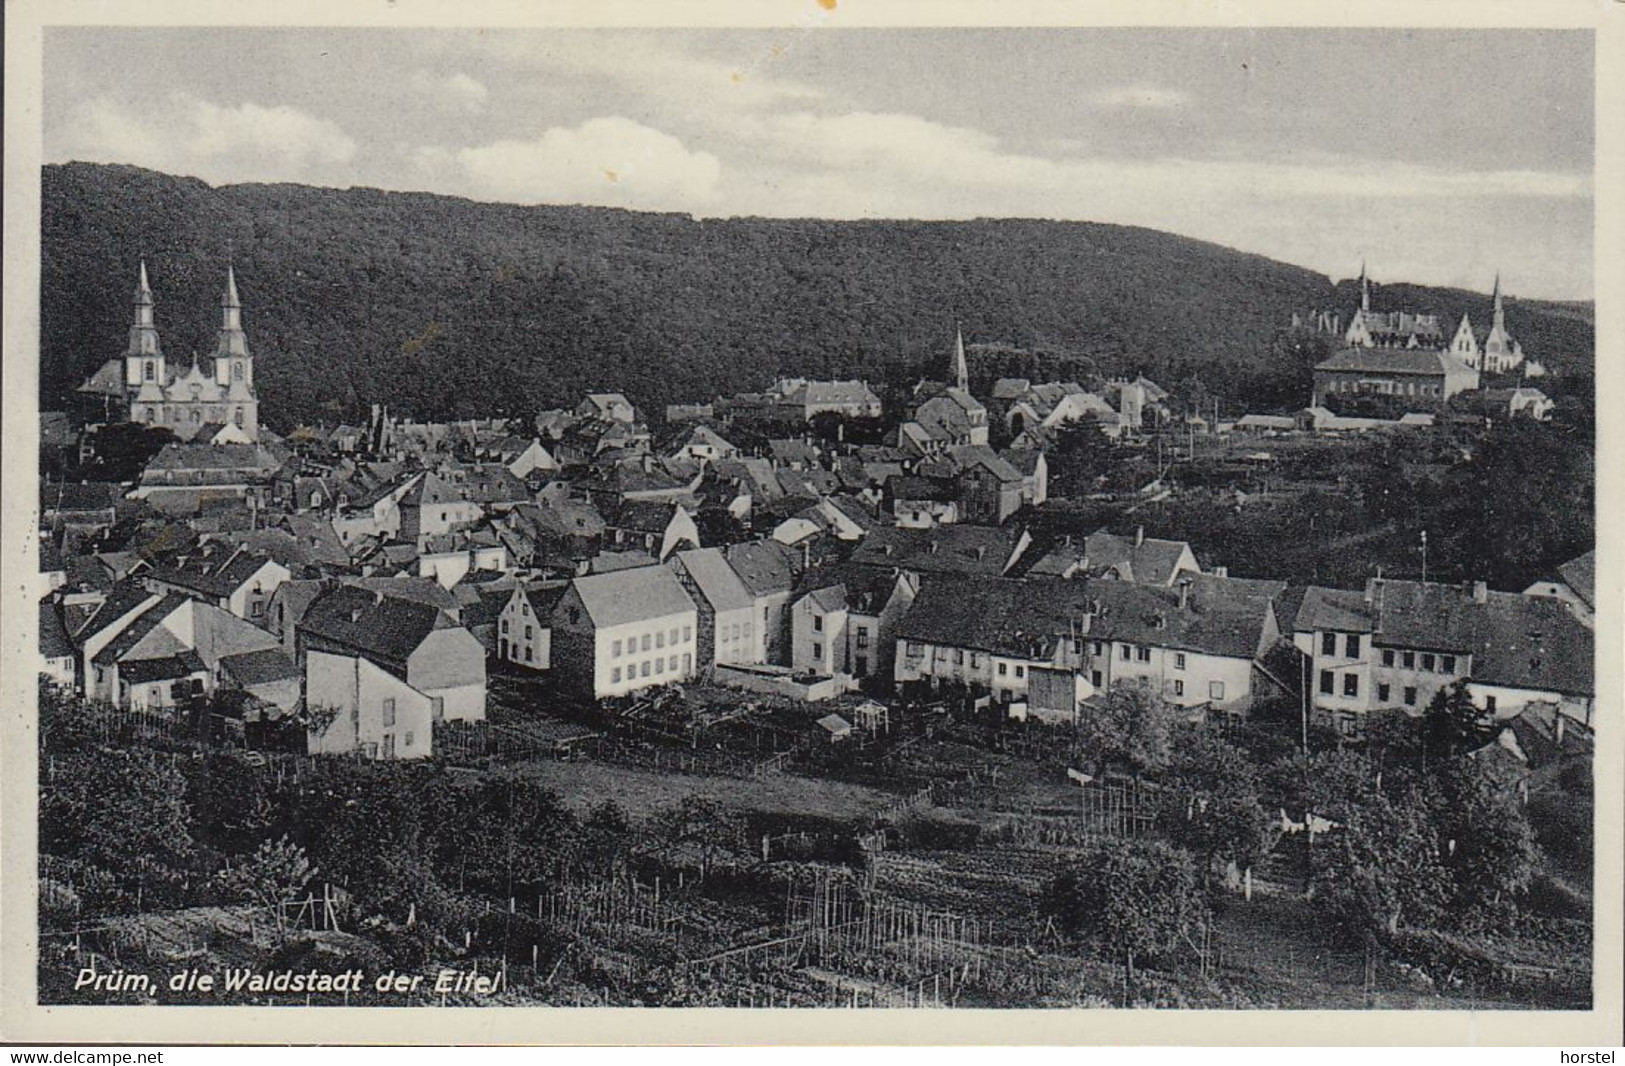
549;565;699;698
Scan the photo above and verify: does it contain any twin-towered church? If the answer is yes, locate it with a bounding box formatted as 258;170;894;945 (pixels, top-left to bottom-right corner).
75;262;262;442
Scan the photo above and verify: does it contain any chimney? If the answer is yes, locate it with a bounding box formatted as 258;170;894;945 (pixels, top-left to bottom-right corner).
1134;526;1145;547
1555;714;1566;745
1470;580;1488;604
929;540;939;554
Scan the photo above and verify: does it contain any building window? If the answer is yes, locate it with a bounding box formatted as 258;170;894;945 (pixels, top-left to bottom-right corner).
682;653;692;673
954;649;964;665
1210;681;1225;701
1120;644;1132;661
144;361;155;381
640;661;651;678
813;615;823;632
1442;655;1456;673
251;600;263;617
382;698;396;727
1346;633;1361;658
1381;649;1394;667
1014;665;1025;678
404;731;414;748
612;639;622;657
1174;653;1186;670
1319;670;1334;695
683;626;693;643
1136;646;1151;663
1421;653;1435;671
1377;683;1390;702
669;628;679;645
232;361;244;380
812;643;822;660
612;667;622;683
656;629;666;649
743;622;753;640
1342;673;1358;698
1484;695;1497;715
1093;640;1104;656
1322;632;1336;656
970;653;981;669
1403;651;1415;669
1404;686;1417;706
1172;679;1184;697
524;625;533;640
502;619;509;634
655;658;664;675
907;642;923;657
382;734;395;759
856;626;870;649
234;408;244;427
642;634;652;652
669;655;678;672
998;662;1008;676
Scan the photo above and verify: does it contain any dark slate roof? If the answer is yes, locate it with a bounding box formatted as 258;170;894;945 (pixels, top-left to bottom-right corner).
724;540;797;597
794;562;906;615
1315;348;1464;375
1298;579;1593;697
1081;530;1194;586
74;580;160;643
39;601;74;659
848;525;1024;577
40;481;122;514
218;646;301;686
119;652;206;684
148;545;278;598
92;594;190;666
609;499;682;534
896;574;1275;661
143;443;280;474
300;586;456;663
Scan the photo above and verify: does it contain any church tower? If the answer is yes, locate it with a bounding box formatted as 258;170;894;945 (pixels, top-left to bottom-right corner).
209;265;260;438
123;261;165;388
1359;259;1371;313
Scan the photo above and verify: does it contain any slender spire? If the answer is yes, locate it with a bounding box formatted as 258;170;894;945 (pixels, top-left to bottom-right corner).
1359;259;1370;313
1492;271;1504;317
127;260;161;356
952;324;968;392
214;265;249;356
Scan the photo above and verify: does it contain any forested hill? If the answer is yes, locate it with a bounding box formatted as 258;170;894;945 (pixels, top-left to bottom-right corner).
41;163;1595;430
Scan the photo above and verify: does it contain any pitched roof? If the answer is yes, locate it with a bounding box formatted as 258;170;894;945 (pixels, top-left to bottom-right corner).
74;580;161;643
674;547;755;613
300;586;459;663
147;545;279;598
568;565;696;628
849;525;1025;577
218;646;301;686
119;652;207;684
897;574;1276;661
1078;530;1195;586
1315;348;1467;375
724;540;797;597
39;601;74;659
1556;550;1596;610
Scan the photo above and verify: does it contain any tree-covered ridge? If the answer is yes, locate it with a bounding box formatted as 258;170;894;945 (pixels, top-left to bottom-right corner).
42;163;1595;431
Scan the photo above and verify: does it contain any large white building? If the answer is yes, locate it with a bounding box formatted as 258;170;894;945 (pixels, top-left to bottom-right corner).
549;566;699;699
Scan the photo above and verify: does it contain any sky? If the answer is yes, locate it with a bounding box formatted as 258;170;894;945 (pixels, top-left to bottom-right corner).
43;26;1594;300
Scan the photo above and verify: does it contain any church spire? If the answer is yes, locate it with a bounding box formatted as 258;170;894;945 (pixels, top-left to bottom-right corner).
1492;271;1505;327
952;324;968;392
127;260;161;357
213;265;249;357
1359;259;1370;313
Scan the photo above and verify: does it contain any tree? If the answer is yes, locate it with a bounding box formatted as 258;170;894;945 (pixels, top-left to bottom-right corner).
40;748;197;913
1311;780;1450;940
1161;730;1272;881
217;837;316;944
1422;680;1491;763
1432;758;1539;916
1076;679;1177;777
1041;838;1207;984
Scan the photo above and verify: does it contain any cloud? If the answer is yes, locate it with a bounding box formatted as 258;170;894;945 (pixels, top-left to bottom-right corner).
1090;85;1193;110
416;116;721;211
411;71;490;113
60;93;356;184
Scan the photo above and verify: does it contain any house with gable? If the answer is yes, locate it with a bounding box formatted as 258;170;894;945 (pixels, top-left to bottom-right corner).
143;542;291;624
671;547;763;672
549;565;699;698
496;582;569;670
790;564;920;684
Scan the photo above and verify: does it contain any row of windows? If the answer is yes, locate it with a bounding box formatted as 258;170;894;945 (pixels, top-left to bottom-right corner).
1326;377;1441;398
1169;679;1226;700
1118;644;1153;663
612;628;692;657
1321;631;1363;659
1319;670;1361;698
610;654;692;684
1379;648;1457;674
720;621;754;643
995;662;1027;679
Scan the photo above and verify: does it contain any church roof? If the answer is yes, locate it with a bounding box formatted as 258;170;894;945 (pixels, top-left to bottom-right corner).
1316;348;1466;376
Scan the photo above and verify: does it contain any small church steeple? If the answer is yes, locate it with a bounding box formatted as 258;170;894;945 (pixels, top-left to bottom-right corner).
213;264;250;358
124;259;164;387
951;325;969;392
1491;271;1505;329
1359;259;1371;313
